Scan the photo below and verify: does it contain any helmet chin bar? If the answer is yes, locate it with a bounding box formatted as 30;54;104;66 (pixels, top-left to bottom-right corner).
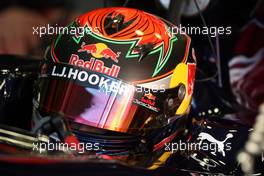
131;84;188;154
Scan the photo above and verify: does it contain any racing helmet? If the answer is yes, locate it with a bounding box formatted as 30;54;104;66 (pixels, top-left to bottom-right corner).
33;7;196;157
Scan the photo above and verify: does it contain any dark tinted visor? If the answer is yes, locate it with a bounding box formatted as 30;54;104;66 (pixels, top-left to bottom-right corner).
37;63;183;134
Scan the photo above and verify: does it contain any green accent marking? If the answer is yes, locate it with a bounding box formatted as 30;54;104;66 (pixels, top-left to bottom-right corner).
54;33;62;48
72;26;93;44
54;22;74;48
72;35;82;44
152;37;178;77
71;26;178;77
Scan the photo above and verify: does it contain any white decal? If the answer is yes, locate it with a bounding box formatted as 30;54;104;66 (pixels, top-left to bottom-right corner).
197;132;233;157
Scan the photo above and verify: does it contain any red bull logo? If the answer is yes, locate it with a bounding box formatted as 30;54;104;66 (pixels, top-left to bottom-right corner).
69;54;120;78
69;43;121;77
78;42;121;63
141;93;156;106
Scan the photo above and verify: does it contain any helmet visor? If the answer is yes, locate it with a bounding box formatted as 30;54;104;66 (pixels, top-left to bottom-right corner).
37;63;183;135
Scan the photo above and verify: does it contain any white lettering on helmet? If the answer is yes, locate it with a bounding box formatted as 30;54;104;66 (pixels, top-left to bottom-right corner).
78;71;89;82
51;65;127;96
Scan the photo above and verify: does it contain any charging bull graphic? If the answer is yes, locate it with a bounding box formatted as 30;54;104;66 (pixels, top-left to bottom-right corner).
78;42;121;63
